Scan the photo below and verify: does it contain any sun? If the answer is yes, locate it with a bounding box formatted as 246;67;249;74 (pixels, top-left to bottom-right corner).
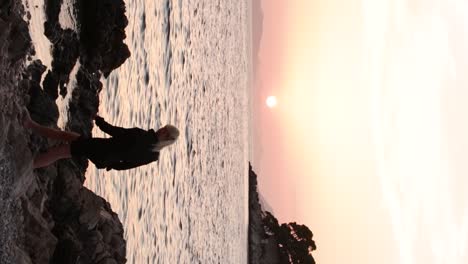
266;96;277;108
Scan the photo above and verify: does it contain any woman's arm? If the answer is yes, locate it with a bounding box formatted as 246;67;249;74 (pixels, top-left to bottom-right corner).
95;116;129;137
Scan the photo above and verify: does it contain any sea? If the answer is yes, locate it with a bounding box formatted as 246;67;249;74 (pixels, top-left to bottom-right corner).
23;0;251;263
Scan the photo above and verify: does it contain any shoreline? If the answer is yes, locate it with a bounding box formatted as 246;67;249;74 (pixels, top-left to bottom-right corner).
244;0;254;263
0;0;130;262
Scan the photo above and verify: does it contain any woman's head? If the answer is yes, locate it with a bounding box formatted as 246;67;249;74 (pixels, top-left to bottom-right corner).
152;125;180;152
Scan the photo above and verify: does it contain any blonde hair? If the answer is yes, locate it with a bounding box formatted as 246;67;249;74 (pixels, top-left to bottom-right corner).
152;125;180;152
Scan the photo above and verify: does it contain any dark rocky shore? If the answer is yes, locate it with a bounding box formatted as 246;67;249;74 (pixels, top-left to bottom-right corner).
249;164;281;264
248;164;317;264
0;0;130;263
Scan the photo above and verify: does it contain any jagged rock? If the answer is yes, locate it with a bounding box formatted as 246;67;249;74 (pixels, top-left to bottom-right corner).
46;168;127;264
1;0;130;263
43;70;59;100
79;191;105;230
43;0;80;99
100;223;114;243
95;250;111;263
13;246;33;264
42;168;127;264
98;258;118;264
50;225;82;264
0;114;9;150
22;199;58;264
0;0;32;65
51;28;80;96
9;123;34;199
248;165;265;264
0;2;33;263
77;0;130;77
57;162;83;199
24;62;59;126
248;165;317;264
66;67;102;142
261;236;280;264
23;60;46;83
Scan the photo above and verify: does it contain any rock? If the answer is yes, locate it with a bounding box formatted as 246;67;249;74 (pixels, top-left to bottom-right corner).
23;60;46;83
50;225;82;264
22;199;58;264
44;168;127;264
66;67;102;142
98;258;118;264
100;223;114;244
50;28;80;96
24;61;59;126
8;119;34;199
0;114;10;151
1;0;129;263
248;165;317;263
0;0;32;65
77;0;130;77
0;1;33;263
95;250;111;263
13;246;33;264
42;71;59;100
42;0;80;100
79;196;104;230
56;162;82;201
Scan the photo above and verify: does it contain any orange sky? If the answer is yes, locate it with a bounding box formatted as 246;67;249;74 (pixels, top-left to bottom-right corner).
252;0;468;263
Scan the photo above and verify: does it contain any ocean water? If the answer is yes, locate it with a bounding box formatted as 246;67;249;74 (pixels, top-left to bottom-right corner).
23;0;251;263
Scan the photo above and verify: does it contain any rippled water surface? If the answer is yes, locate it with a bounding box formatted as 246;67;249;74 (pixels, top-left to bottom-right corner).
84;1;251;263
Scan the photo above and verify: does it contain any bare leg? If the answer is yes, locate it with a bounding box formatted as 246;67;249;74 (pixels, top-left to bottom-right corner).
24;113;80;142
33;144;72;168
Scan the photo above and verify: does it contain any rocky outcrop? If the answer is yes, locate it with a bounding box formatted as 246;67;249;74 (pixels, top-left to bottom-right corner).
77;0;130;77
0;1;32;67
16;57;127;264
248;164;265;264
249;165;291;264
0;0;33;263
15;160;127;264
48;164;126;264
42;0;130;102
0;0;130;263
248;165;281;264
248;165;317;264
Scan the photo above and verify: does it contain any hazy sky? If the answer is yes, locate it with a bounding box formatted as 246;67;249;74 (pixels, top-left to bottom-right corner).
252;0;468;263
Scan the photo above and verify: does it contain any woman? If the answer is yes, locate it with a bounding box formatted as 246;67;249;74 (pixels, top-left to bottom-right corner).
24;113;179;170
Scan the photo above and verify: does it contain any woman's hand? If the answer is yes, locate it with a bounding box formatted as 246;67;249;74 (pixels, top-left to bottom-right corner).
94;115;105;126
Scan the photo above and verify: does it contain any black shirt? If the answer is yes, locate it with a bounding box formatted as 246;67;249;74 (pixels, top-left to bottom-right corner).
74;117;160;170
